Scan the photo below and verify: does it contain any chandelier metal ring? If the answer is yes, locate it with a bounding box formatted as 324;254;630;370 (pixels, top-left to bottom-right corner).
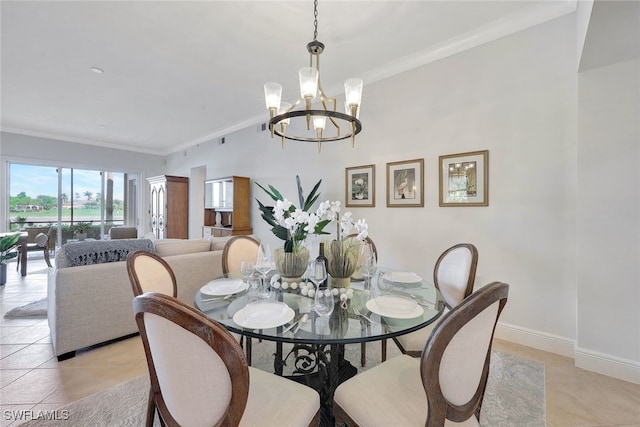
270;110;362;143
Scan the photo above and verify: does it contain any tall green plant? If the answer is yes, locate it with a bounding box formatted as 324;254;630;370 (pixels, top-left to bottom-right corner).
256;175;331;253
0;233;20;264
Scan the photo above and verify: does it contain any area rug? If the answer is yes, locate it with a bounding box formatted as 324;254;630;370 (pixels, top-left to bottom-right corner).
3;298;47;318
17;343;545;426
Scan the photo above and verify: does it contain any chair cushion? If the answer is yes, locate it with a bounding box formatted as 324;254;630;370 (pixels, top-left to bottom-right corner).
154;239;211;257
34;233;48;247
241;367;319;427
210;236;234;251
334;354;479;427
393;321;437;353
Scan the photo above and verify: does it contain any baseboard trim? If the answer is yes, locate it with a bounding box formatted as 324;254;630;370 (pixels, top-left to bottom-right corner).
495;322;575;357
575;347;640;385
495;322;640;384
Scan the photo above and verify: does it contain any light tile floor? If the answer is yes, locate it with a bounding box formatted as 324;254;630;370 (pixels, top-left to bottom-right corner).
1;256;640;426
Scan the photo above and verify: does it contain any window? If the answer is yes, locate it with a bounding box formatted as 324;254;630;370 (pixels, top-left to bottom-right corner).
8;163;136;245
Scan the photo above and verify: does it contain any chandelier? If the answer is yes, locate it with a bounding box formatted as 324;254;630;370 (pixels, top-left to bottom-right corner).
263;0;363;152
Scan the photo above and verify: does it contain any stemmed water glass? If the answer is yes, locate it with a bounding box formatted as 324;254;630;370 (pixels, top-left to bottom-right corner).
360;243;377;292
255;243;272;298
376;270;393;295
240;260;255;283
310;260;334;318
240;260;256;297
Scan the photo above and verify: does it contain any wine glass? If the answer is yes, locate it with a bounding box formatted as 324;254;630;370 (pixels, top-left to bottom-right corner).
309;260;334;317
240;260;255;283
255;243;272;298
376;270;393;295
359;243;377;292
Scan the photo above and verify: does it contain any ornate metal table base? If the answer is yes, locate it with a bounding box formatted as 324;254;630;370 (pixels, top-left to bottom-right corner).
275;342;358;426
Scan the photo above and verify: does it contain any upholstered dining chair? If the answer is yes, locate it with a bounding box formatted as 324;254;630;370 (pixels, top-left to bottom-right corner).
390;243;479;359
221;235;261;363
221;235;260;275
127;250;177;299
133;292;321;427
334;281;509;427
16;226;54;269
109;226;138;240
126;250;177;427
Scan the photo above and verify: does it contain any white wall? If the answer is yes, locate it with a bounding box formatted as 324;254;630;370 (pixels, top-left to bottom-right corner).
576;58;640;381
165;15;586;360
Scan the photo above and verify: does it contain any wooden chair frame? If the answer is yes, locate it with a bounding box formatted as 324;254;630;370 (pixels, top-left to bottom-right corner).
133;293;250;426
391;243;479;358
221;235;260;275
334;281;508;427
126;250;178;427
16;225;54;269
127;250;178;298
421;281;508;424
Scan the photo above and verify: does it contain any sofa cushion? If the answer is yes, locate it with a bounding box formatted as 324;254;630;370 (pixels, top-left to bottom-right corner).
154;239;212;257
210;236;234;251
60;239;155;268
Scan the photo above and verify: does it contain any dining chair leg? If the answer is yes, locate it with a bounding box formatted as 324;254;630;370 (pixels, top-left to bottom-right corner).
145;386;155;427
43;248;52;268
246;337;252;366
381;339;387;362
360;342;367;367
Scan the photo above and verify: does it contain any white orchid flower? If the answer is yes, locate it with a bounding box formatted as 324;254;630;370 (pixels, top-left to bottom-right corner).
283;217;298;232
355;218;369;240
304;213;320;232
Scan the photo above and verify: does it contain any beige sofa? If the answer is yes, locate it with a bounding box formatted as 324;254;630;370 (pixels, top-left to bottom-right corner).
47;236;232;360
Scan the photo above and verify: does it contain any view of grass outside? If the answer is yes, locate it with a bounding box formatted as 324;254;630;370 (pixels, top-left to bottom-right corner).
8;164;126;242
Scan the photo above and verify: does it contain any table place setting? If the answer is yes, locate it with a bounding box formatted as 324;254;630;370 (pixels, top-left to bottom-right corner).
200;278;248;296
365;294;424;319
232;300;295;329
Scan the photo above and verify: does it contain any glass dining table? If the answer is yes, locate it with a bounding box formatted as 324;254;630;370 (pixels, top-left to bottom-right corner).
194;271;444;426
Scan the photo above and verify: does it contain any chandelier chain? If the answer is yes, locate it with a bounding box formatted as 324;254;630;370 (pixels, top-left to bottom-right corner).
313;0;319;41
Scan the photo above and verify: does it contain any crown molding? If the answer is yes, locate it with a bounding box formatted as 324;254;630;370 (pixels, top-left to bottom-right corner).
1;126;163;156
361;0;577;85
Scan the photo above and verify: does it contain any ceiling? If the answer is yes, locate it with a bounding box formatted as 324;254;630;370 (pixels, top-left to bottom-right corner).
1;1;578;155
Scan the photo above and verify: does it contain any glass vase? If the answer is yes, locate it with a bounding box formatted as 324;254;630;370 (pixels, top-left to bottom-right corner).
325;239;360;288
274;247;309;282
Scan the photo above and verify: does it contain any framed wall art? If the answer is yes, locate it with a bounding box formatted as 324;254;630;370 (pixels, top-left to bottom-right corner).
439;150;489;207
386;158;424;207
345;164;375;207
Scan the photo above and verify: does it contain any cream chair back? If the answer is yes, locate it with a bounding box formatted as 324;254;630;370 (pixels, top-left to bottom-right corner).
127;250;177;297
133;293;249;426
222;236;260;274
421;281;508;425
434;243;478;309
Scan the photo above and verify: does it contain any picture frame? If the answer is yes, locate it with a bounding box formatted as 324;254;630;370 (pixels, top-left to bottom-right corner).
439;150;489;207
386;158;424;207
345;164;375;207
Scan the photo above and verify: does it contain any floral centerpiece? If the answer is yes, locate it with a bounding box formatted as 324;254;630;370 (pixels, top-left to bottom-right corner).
256;175;368;287
256;176;333;281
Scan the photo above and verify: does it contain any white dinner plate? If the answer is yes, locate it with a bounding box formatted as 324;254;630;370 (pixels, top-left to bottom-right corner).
386;271;422;284
366;295;424;319
233;302;295;329
200;279;248;296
